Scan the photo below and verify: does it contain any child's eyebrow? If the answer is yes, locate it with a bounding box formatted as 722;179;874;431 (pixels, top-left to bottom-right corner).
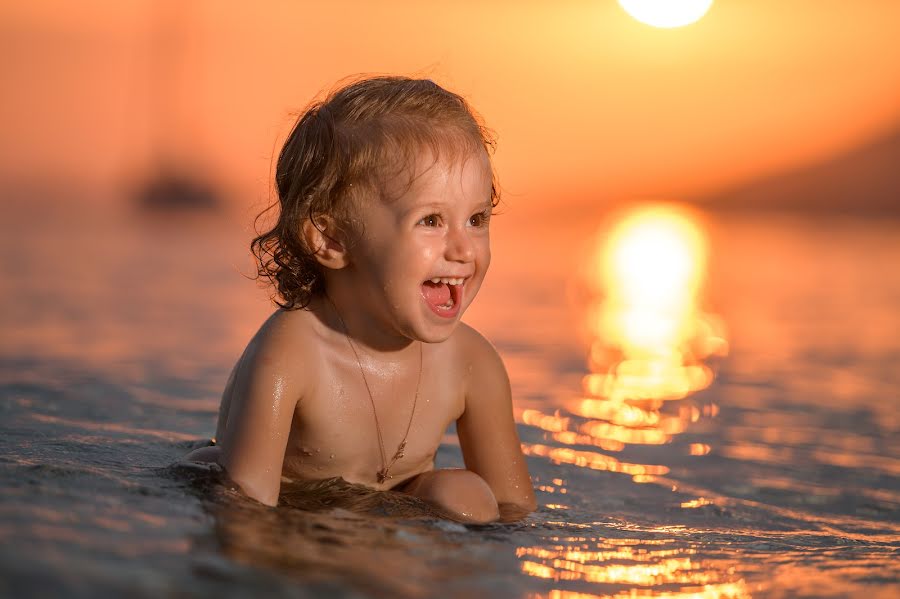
400;203;442;218
402;200;492;217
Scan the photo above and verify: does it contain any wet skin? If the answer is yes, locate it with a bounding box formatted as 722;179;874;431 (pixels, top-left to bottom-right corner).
184;151;536;522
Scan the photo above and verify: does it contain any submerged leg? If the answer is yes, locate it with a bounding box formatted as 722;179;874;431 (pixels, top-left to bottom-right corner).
398;468;499;523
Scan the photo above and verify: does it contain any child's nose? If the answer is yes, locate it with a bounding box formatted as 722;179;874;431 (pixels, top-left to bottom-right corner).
445;226;476;262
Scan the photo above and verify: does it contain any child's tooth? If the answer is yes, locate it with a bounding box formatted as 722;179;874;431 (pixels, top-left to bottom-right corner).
433;277;465;285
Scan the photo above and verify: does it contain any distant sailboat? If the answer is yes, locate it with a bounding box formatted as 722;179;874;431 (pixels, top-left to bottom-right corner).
136;0;220;212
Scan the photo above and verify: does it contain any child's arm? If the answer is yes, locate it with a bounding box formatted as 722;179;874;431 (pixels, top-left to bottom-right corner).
218;321;304;507
456;326;537;518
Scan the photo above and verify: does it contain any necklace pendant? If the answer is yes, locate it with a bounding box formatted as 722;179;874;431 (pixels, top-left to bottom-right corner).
393;441;406;460
377;469;391;484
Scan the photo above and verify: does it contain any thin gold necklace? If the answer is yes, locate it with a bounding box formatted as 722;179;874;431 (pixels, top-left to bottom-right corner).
326;296;422;484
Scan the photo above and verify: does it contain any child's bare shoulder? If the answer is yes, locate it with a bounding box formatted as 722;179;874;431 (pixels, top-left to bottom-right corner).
240;308;319;373
452;323;508;384
453;321;497;353
218;308;319;438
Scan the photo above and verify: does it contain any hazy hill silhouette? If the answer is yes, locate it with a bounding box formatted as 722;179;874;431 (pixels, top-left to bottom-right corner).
694;124;900;216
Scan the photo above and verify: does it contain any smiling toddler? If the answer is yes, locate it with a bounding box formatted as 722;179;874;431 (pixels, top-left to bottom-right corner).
184;76;536;523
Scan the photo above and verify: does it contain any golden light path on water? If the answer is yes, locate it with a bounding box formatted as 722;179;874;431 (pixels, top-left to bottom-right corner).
583;205;727;407
518;204;739;596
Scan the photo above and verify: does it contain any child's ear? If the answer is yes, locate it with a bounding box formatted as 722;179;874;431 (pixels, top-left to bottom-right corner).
302;215;350;269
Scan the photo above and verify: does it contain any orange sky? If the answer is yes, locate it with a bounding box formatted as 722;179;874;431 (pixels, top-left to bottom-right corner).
2;1;900;210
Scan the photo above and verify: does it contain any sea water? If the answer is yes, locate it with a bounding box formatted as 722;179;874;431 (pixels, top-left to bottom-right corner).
1;198;897;598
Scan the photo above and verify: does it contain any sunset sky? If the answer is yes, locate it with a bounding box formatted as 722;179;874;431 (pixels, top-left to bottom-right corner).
3;0;900;211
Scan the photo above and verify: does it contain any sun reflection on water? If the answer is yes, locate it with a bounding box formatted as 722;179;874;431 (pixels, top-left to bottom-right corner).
519;204;741;596
585;204;728;404
521;203;727;464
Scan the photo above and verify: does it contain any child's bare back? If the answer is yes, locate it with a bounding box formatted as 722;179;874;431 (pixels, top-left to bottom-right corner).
183;76;536;522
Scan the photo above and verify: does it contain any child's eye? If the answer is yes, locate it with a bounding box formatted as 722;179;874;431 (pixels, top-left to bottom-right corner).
469;210;491;227
418;214;440;227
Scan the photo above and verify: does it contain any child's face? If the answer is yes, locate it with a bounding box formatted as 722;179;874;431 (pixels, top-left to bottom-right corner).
345;149;493;343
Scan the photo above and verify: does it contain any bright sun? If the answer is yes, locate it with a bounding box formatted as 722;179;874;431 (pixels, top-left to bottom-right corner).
618;0;714;28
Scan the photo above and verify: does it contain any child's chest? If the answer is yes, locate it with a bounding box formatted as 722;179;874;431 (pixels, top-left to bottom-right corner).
280;356;465;489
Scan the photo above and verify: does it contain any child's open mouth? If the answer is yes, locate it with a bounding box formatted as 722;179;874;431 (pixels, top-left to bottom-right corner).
421;277;464;318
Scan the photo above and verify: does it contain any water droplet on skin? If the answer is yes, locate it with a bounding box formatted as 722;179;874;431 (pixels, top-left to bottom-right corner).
330;453;335;459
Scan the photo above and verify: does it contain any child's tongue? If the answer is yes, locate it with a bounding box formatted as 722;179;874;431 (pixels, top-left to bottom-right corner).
421;280;451;308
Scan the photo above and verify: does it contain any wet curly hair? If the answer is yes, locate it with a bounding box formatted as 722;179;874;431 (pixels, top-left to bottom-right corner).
251;76;499;310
